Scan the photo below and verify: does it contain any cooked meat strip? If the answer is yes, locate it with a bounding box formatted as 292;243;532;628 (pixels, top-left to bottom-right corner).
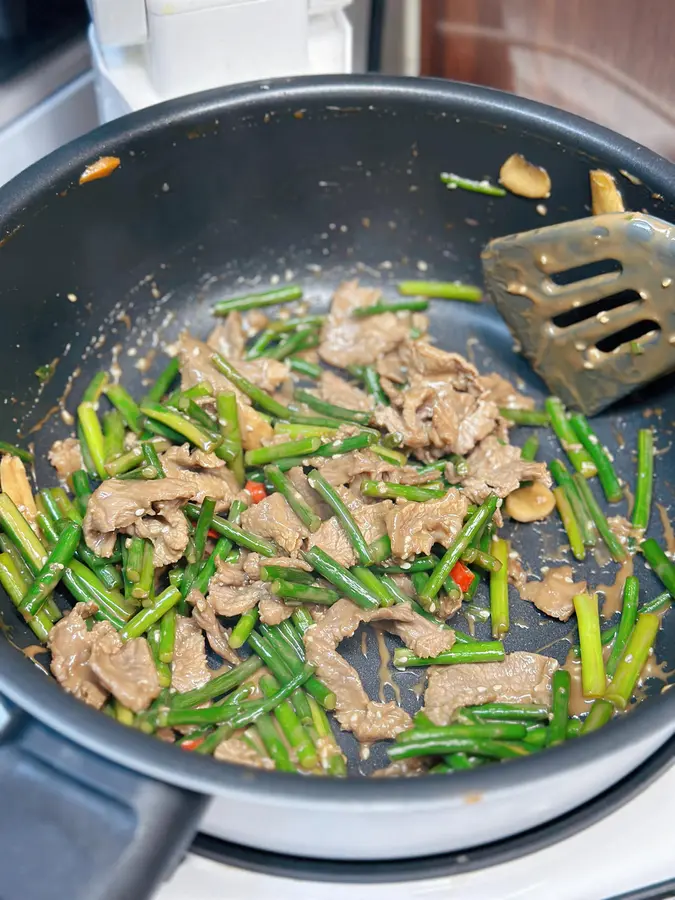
458;435;552;504
47;602;115;709
171;615;213;693
207;570;271;617
206;313;246;359
48;437;84;481
159;443;240;512
477;372;535;411
188;588;240;665
242;552;313;581
240;491;308;554
258;592;295;626
384;466;441;486
313;449;397;486
521;566;587;622
386;488;468;559
424;652;558;725
318;370;373;411
373;341;503;459
214;735;275;769
90;636;161;713
308;489;392;567
318;280;410;368
132;499;192;567
82;477;193;561
304;599;452;741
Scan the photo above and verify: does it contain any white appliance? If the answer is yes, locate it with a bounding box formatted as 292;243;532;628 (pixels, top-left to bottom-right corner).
87;0;358;123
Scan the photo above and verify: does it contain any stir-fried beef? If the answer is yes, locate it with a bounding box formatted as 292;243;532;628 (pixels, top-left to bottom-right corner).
304;599;452;741
48;603;115;709
458;435;552;504
521;566;587;622
188;588;240;665
90;635;160;713
424;652;558;725
207;565;271;616
319;370;373;411
48;602;160;712
160;443;240;512
171;614;212;693
386;488;468;559
240;491;308;554
258;592;295;626
313;450;396;486
478;372;535;411
48;437;84;481
318;280;410;368
83;477;193;562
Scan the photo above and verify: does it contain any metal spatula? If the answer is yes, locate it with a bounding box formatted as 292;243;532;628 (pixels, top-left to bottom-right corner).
481;212;675;415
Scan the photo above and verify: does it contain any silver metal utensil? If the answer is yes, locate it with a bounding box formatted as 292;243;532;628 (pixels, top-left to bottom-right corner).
481;212;675;415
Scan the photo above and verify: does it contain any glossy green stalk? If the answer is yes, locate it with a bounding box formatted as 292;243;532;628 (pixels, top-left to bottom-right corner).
229;605;260;649
489;538;509;638
213;285;303;316
301;546;378;610
271;579;340;606
573;592;606;698
360;479;446;502
397;280;482;301
171;654;263;709
545;397;597;477
119;585;182;641
77;401;107;479
0;441;33;465
216;392;245;486
288;357;322;379
307;469;372;565
520;435;539;462
104;438;171;476
605;613;661;710
572;473;627;562
553;486;585;562
632;428;654;532
351;299;429;317
264;465;322;532
260;674;318;770
293;389;371;426
439;171;506;196
211;353;290;417
641;538;675;596
606;576;640;678
549;459;597;547
500;408;550;426
140;402;221;453
547;669;571;746
244;437;321;467
393;642;504;668
569;413;623;502
185;503;276;556
0;552;52;641
18;521;81;617
143;357;180;404
581;699;614;734
388;736;529;762
104;383;144;434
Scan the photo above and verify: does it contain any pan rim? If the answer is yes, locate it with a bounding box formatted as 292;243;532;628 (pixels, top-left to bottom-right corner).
1;73;674;808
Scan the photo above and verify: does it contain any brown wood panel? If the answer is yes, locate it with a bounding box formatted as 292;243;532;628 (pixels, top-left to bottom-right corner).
420;0;675;157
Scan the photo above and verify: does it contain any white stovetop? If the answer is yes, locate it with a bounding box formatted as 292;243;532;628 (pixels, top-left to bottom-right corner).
159;763;675;900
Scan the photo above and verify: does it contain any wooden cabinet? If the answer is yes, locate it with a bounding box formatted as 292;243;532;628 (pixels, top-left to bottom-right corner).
421;0;675;158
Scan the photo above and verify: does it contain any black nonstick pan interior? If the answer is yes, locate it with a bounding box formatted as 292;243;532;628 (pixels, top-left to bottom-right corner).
1;76;674;778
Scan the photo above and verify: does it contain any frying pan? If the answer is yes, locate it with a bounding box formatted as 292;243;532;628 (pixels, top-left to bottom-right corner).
0;76;674;900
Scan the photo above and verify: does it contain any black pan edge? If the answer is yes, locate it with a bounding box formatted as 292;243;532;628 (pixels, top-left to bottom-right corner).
190;736;675;884
0;75;674;809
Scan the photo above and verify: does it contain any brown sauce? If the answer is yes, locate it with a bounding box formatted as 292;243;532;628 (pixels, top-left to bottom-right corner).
657;503;675;554
597;556;635;619
374;627;401;704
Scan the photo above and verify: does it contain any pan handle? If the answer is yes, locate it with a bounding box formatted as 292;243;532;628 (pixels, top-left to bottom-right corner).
0;699;207;900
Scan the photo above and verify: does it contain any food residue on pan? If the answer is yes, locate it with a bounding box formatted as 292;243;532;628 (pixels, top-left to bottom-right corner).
590;170;625;215
79;156;121;185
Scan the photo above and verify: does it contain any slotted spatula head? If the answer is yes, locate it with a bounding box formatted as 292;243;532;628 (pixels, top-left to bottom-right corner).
481;212;675;415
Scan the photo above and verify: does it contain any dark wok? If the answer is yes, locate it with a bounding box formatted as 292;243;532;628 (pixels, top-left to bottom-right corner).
0;76;674;899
